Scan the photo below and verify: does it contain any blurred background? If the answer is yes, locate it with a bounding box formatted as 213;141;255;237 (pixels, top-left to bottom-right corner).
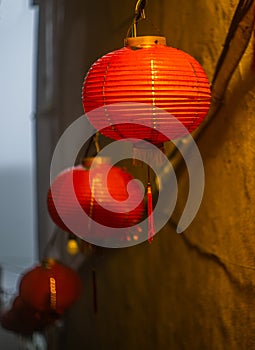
0;0;38;347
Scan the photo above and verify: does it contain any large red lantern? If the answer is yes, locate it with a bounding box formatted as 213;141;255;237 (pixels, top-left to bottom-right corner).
82;36;211;144
19;259;82;315
47;159;145;240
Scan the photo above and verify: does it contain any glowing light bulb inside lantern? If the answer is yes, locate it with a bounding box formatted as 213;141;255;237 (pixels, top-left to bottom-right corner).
67;234;79;255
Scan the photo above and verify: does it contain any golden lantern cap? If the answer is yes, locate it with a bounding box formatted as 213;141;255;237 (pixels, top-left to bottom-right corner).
124;36;167;48
82;156;111;168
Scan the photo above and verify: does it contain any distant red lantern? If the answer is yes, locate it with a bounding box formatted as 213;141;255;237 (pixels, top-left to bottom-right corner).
0;296;56;335
82;36;211;144
19;259;82;315
12;296;59;325
47;159;144;240
1;308;37;336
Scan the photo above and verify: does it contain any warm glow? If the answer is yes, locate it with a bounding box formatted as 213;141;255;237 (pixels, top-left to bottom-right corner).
67;238;79;255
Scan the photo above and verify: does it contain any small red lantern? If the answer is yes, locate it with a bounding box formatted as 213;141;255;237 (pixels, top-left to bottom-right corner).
0;296;56;335
1;308;38;336
12;296;59;325
19;259;82;315
47;159;145;240
82;36;211;144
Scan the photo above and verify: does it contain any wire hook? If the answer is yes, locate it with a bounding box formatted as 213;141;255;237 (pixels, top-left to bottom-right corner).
127;0;147;38
135;0;147;21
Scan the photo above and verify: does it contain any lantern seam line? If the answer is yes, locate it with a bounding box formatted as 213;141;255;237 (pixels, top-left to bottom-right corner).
88;177;95;233
150;58;157;132
186;59;200;127
102;55;131;140
102;62;114;130
49;276;57;311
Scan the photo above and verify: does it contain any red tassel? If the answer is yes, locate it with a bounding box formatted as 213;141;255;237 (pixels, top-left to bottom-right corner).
147;183;155;243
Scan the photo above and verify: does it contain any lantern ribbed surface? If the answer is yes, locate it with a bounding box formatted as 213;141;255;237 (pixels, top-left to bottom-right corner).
47;164;144;238
82;37;211;143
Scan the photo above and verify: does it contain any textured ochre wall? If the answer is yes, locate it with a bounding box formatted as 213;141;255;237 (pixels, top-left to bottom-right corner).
36;0;255;349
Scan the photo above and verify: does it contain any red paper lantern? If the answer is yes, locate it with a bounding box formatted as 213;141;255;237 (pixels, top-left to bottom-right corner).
1;308;38;336
0;296;57;335
82;36;211;143
12;296;59;325
19;259;82;315
47;159;144;239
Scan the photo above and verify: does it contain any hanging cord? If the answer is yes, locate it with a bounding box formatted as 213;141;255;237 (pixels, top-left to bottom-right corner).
93;132;100;154
42;228;59;259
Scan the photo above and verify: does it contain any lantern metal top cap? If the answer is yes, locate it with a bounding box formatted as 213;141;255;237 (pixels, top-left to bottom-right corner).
125;36;166;48
82;156;111;168
42;257;56;269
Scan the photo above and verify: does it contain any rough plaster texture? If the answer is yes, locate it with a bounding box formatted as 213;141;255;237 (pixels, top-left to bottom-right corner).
36;0;255;349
